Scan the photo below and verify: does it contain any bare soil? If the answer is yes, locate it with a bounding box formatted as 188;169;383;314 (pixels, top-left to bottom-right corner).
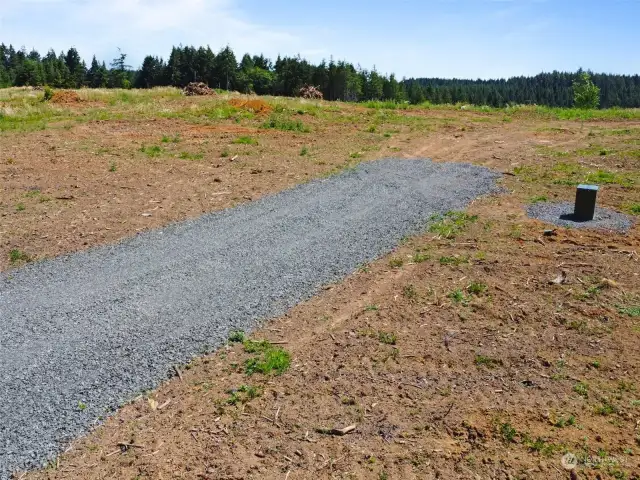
2;94;639;479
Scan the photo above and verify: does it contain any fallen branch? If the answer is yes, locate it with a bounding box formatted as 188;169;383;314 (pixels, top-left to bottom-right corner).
315;425;356;436
173;365;184;381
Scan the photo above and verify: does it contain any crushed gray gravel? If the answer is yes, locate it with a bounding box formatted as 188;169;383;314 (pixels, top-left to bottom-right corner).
0;158;500;478
527;201;634;232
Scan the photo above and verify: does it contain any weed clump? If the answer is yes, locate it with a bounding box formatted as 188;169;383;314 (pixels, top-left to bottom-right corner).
243;339;291;375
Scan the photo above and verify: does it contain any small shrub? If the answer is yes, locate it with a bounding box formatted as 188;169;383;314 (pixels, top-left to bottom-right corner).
221;148;230;158
233;136;258;145
349;152;363;159
367;125;377;133
364;305;379;311
629;203;640;215
77;401;87;411
16;203;26;212
108;161;117;172
300;146;309;156
43;86;54;102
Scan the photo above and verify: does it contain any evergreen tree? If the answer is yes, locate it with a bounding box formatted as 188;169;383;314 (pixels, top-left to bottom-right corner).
110;48;131;88
573;72;600;109
136;55;165;88
213;46;237;90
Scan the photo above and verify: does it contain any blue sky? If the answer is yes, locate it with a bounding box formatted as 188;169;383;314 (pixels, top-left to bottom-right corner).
1;0;638;79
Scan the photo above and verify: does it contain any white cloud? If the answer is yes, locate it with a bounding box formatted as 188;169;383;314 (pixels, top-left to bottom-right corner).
0;0;322;66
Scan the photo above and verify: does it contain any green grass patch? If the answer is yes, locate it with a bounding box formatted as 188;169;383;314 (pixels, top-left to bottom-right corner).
412;251;430;263
389;257;404;268
15;203;25;212
595;399;618;416
378;331;397;345
585;170;634;187
467;282;487;295
428;211;478;239
23;189;40;198
618;305;640;317
499;422;517;443
530;195;548;204
261;115;310;132
161;134;181;143
403;284;418;300
140;145;163;157
242;339;291;375
554;415;576;428
233;136;258;145
475;354;503;369
439;255;470;266
574;382;589;398
9;249;31;264
226;384;262;405
245;347;291;375
228;330;246;343
449;289;470;305
178;152;204;160
363;100;408;110
300;146;309;156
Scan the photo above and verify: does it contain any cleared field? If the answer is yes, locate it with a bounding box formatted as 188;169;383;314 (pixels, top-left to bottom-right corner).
1;88;639;479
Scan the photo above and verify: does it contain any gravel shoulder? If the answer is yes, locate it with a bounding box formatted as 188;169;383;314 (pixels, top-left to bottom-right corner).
0;158;500;478
527;201;634;232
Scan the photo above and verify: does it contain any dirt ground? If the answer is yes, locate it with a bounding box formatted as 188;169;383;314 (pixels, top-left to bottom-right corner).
2;90;639;479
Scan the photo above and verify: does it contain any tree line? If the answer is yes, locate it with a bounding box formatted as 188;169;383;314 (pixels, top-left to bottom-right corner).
1;43;639;108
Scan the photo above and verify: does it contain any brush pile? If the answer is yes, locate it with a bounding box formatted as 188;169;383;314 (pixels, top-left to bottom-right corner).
183;82;216;96
299;85;323;99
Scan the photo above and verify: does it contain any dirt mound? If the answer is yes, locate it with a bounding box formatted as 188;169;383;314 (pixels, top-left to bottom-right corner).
50;90;82;104
228;98;272;115
299;85;323;99
183;82;216;96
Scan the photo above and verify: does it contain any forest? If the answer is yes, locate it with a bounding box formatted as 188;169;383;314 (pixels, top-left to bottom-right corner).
1;42;639;108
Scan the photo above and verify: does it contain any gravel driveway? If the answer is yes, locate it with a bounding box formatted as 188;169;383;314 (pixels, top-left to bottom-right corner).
0;159;500;477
